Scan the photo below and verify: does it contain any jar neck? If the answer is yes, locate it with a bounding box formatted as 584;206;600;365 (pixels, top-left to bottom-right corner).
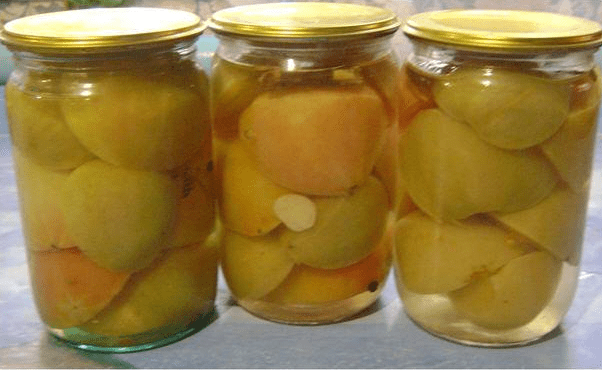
10;39;198;72
407;40;599;79
215;35;397;70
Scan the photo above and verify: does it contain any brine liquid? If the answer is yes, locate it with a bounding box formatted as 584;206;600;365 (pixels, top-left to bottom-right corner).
393;60;599;346
8;58;218;351
212;53;400;324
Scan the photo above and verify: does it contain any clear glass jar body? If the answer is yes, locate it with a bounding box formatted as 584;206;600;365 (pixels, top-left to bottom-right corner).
212;35;400;324
394;40;601;346
5;41;218;352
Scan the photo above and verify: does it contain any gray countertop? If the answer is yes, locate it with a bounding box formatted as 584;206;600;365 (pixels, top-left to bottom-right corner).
1;85;601;369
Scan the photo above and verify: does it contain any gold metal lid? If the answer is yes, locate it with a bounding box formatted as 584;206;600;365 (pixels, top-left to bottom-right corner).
207;2;401;40
0;7;205;53
403;9;602;51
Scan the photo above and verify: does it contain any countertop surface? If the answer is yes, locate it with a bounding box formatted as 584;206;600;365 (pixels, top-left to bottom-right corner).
1;84;602;369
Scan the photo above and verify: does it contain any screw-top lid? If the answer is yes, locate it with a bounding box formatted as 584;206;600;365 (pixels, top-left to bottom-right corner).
0;7;205;54
207;2;400;41
403;9;602;52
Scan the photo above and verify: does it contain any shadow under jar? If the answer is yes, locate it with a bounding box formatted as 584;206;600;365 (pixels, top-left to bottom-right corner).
207;2;401;325
394;9;602;346
0;8;218;352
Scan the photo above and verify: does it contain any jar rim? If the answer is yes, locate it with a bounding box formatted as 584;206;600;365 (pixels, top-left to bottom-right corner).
207;2;400;40
0;7;205;54
403;9;602;52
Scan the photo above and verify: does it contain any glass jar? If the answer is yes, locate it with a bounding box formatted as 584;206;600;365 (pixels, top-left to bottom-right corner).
394;9;602;346
207;2;401;324
1;8;218;352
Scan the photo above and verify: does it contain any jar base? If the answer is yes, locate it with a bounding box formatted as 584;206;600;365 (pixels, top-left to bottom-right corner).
400;262;578;347
236;288;383;325
405;311;561;348
47;309;217;353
